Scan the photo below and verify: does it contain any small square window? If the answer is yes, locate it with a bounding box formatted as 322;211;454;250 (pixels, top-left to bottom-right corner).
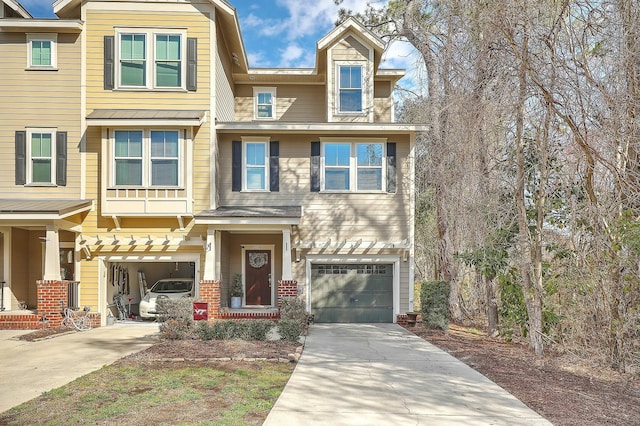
27;34;57;69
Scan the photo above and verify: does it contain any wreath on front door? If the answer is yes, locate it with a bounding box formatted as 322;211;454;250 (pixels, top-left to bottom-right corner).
249;253;268;269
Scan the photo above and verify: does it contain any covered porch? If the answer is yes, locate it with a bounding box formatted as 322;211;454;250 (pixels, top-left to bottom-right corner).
195;206;301;320
0;199;92;329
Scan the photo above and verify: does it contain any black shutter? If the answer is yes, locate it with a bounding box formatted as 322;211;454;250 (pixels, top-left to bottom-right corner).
56;132;67;186
310;141;320;192
104;36;115;90
232;141;241;191
15;131;26;185
386;142;396;193
187;37;197;91
270;141;279;192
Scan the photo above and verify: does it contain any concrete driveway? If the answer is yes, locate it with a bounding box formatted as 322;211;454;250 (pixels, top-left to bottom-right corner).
0;322;159;413
264;324;552;425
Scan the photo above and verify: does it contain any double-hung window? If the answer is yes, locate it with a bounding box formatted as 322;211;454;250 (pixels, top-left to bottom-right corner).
116;30;185;89
338;65;362;113
151;131;179;186
27;34;57;69
114;131;143;185
244;141;268;190
120;34;146;87
254;87;276;119
113;130;181;187
321;141;385;192
30;131;54;183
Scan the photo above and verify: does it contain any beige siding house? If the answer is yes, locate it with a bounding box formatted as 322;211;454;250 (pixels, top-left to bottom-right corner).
0;0;425;328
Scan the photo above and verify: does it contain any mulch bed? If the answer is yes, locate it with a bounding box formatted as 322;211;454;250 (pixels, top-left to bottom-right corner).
17;326;76;341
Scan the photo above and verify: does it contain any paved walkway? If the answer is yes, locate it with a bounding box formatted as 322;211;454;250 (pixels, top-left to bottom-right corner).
0;322;159;413
264;324;552;425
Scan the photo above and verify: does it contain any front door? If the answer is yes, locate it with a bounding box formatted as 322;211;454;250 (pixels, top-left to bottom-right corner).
245;250;272;305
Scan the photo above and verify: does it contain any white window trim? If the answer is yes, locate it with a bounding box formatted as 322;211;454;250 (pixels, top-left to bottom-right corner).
241;136;270;192
26;128;56;186
26;33;57;70
110;128;183;189
336;62;365;114
320;137;387;193
253;87;277;120
115;28;187;90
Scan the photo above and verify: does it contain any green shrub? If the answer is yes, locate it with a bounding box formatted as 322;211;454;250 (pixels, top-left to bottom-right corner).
280;297;307;325
157;298;195;340
194;320;216;340
277;319;302;342
420;280;450;330
211;320;242;340
245;320;275;341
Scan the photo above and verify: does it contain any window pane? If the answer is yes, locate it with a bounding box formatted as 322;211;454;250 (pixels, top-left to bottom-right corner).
339;66;361;89
246;168;265;190
357;169;382;190
246;143;266;166
121;34;145;60
258;93;272;104
115;159;142;185
115;131;142;157
151;131;179;157
357;144;383;166
121;61;146;86
156;62;181;87
31;133;52;157
32;159;51;183
325;169;349;190
152;160;178;186
156;35;180;60
32;41;51;66
325;143;350;166
340;91;362;112
257;105;272;118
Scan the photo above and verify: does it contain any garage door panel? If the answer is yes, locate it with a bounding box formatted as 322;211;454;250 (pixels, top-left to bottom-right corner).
311;264;393;323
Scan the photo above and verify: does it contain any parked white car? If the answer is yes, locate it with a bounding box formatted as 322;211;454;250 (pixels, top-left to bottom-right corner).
139;278;194;319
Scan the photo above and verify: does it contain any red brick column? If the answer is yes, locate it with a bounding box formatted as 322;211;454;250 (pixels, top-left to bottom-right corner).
277;280;298;309
37;280;68;327
199;280;220;321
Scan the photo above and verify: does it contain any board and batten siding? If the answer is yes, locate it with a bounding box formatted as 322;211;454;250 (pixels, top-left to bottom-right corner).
0;32;82;198
84;8;211;110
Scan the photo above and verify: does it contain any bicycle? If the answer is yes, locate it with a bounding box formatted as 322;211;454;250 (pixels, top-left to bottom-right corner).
61;306;92;331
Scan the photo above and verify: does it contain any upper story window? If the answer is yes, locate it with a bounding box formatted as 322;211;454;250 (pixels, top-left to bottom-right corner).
14;129;67;187
321;141;385;192
338;65;362;113
254;87;276;119
30;131;55;183
27;34;57;69
116;29;185;89
112;129;182;188
244;141;268;190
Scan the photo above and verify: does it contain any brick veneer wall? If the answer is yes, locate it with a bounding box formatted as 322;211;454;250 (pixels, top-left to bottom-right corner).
199;280;221;320
0;313;40;329
277;280;298;309
37;280;68;327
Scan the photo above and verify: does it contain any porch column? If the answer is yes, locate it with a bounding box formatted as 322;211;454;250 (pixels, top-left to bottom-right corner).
282;228;292;280
43;225;61;281
203;227;216;281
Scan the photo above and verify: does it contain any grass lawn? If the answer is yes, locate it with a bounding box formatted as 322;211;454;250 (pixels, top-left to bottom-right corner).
0;360;294;425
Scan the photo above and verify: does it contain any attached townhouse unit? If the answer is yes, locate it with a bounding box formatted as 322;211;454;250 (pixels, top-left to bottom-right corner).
0;0;426;329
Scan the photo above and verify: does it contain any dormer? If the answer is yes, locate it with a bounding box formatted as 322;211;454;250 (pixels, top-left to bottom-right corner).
317;17;385;123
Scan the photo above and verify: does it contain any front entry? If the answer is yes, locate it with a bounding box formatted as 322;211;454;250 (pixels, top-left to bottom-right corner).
244;249;272;306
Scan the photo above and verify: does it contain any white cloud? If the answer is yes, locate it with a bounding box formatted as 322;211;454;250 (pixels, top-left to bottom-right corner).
279;44;304;66
276;0;376;41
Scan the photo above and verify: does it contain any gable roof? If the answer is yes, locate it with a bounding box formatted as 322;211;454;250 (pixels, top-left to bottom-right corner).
1;0;32;18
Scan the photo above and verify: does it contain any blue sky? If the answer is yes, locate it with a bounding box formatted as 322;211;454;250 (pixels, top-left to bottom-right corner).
21;0;419;80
